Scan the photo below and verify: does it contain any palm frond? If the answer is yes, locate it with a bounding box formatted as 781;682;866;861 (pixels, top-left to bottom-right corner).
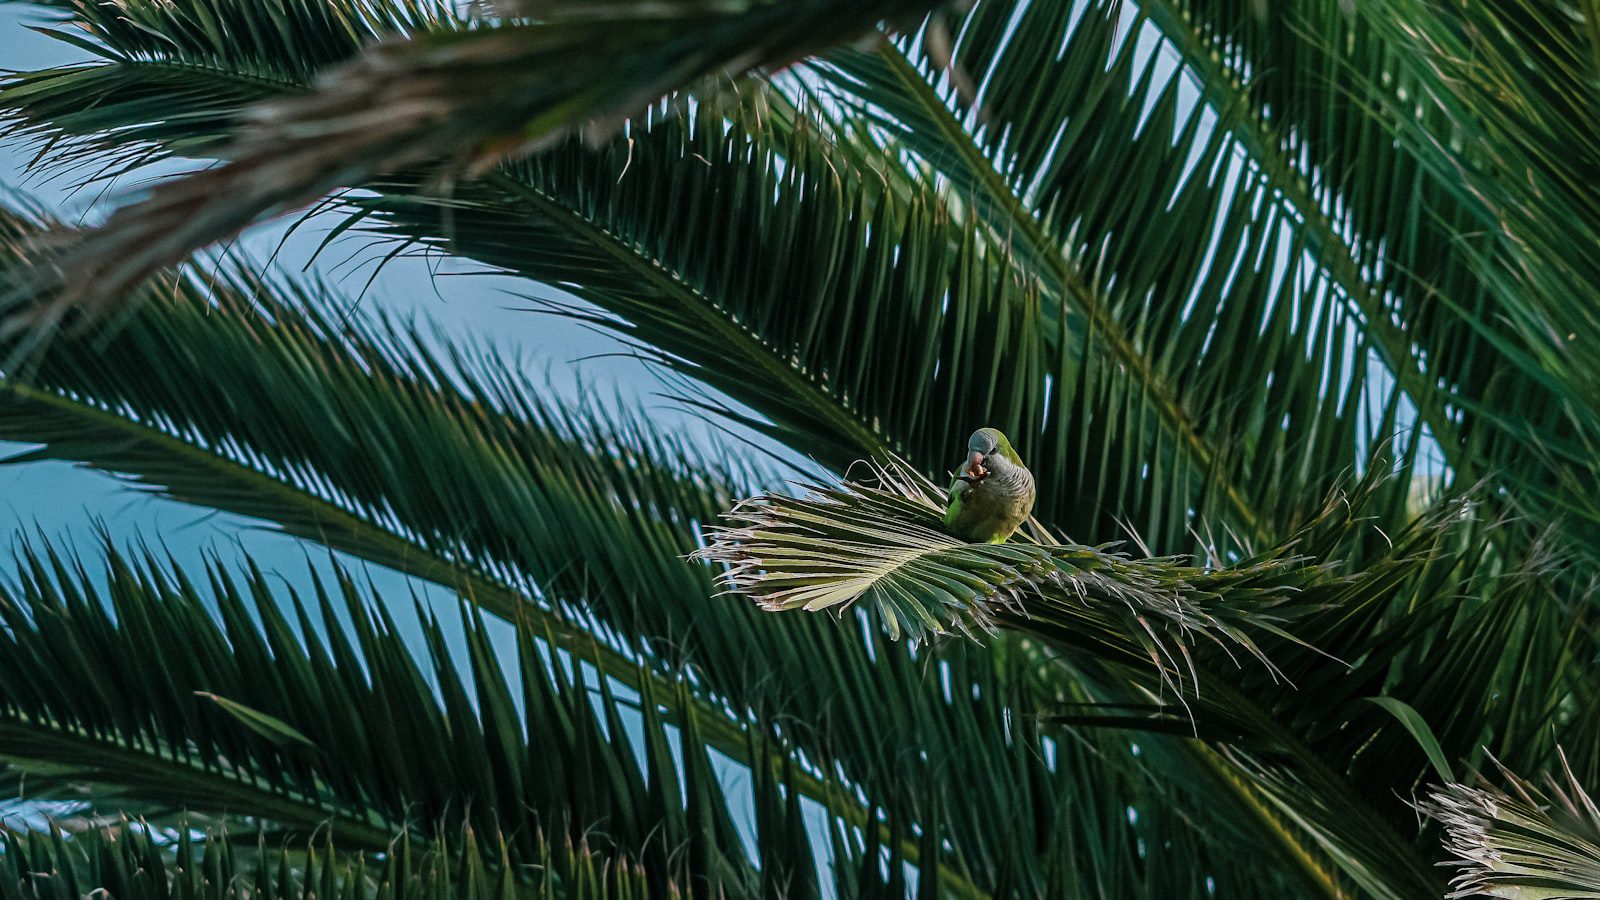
0;204;962;891
695;458;1305;678
798;17;1600;876
362;63;1390;559
1345;0;1600;541
802;0;1416;548
0;818;660;899
1125;0;1600;573
1421;752;1600;900
695;455;1432;695
0;24;1484;896
5;0;1600;895
797;0;1600;634
2;0;947;340
0;202;1308;897
697;456;1600;897
0;0;1397;560
17;0;461;72
0;534;832;894
0;203;742;749
0;0;457;177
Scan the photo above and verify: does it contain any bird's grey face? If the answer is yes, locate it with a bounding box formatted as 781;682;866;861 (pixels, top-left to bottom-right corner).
962;429;1001;481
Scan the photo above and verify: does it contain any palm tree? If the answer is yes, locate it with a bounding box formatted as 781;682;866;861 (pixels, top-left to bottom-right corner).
0;0;1597;896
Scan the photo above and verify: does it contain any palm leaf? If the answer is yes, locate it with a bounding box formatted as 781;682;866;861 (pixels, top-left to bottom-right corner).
0;817;660;899
0;535;832;894
698;454;1600;897
695;458;1306;675
354;64;1388;558
0;28;1465;896
0;205;949;890
5;0;1600;894
1422;752;1600;900
697;454;1431;705
1127;0;1600;570
2;0;946;338
802;0;1410;549
0;0;1394;560
800;0;1600;666
0;203;1311;897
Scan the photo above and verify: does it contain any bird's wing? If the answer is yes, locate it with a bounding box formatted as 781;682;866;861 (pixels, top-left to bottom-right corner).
943;478;966;527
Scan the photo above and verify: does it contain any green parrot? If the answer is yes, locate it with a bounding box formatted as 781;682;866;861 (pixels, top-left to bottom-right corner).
943;427;1036;543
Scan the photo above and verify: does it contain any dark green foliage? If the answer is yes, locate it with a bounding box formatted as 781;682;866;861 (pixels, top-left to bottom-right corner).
0;820;658;900
1;0;1599;896
0;207;1274;897
0;0;947;334
699;453;1600;898
0;536;799;893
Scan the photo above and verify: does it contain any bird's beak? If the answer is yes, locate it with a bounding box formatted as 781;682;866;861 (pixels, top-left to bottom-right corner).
965;450;987;480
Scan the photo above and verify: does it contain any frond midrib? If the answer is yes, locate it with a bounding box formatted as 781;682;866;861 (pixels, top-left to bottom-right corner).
0;382;989;900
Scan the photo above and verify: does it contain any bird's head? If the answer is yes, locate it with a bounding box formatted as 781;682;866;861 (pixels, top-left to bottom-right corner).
959;427;1022;482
